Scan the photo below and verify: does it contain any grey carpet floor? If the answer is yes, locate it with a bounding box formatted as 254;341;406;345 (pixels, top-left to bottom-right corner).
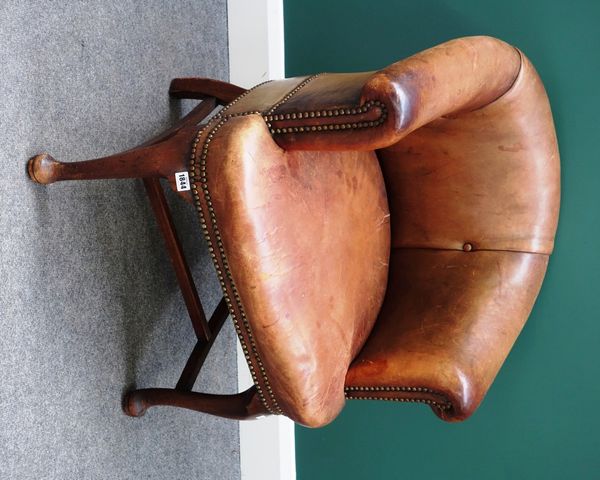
0;1;240;479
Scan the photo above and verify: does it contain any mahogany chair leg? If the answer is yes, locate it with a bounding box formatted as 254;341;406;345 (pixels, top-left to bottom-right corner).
27;97;217;186
27;84;265;421
122;296;255;421
27;125;198;185
169;77;247;104
124;166;256;421
123;386;268;420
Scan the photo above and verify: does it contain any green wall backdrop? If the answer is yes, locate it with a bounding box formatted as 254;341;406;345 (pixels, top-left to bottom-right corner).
284;1;600;478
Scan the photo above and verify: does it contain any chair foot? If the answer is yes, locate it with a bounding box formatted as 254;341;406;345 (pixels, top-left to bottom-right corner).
122;391;147;417
27;153;61;185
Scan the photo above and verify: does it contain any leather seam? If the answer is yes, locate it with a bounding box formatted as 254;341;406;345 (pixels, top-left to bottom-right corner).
265;74;323;115
391;245;552;256
470;46;523;112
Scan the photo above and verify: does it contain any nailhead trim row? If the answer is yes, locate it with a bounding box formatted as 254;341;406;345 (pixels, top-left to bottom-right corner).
264;100;388;135
345;386;452;411
188;74;391;417
345;395;451;411
189;80;283;415
346;386;435;393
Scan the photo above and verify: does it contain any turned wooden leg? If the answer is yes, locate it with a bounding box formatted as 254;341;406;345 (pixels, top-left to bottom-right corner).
27;96;217;186
123;386;268;420
27;125;197;185
169;77;247;104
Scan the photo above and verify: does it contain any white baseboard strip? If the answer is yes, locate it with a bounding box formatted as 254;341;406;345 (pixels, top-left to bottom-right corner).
227;1;295;479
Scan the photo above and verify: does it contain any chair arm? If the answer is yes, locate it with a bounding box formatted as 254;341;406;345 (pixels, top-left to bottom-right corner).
267;36;522;152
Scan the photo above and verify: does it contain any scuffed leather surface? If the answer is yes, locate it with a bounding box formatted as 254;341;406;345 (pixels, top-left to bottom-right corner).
344;37;559;419
364;36;522;137
378;50;560;254
204;115;389;426
345;249;548;421
195;36;559;424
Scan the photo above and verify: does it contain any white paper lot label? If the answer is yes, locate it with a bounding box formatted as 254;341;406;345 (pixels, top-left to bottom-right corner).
175;171;191;191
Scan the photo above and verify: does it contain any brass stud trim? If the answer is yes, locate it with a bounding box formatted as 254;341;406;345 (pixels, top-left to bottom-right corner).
344;395;451;411
344;386;452;410
264;98;388;135
187;75;390;417
188;80;285;415
345;386;435;393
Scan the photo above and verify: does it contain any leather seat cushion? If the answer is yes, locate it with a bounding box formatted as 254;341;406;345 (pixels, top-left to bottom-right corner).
201;114;390;426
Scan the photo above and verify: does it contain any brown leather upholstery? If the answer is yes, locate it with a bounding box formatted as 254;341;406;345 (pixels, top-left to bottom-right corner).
196;115;389;425
345;38;559;421
189;36;560;426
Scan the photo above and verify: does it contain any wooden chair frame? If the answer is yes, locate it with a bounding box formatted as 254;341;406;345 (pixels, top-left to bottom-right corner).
28;78;269;420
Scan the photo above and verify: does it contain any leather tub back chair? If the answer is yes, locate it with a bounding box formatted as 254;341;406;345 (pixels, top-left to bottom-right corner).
28;36;560;427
